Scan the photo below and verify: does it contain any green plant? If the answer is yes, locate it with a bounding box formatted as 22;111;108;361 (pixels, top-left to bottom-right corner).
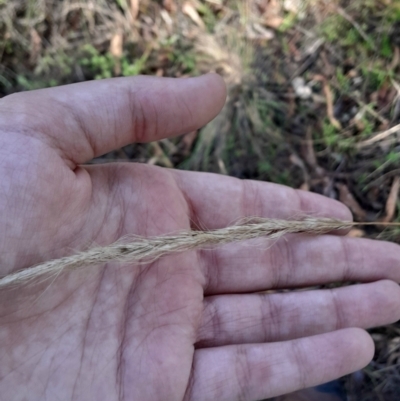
385;151;400;164
16;75;58;91
321;119;357;152
372;159;382;169
278;12;297;32
197;3;217;32
258;161;272;174
380;34;393;58
168;48;197;74
361;64;389;91
0;74;12;90
114;0;129;11
336;69;350;92
34;52;73;77
322;119;339;147
320;15;344;42
343;28;360;47
80;45;115;79
121;52;149;76
357;172;368;186
359;117;374;138
276;170;290;185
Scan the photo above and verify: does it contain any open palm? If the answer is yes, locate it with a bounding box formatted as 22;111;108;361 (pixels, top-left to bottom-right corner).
0;74;400;401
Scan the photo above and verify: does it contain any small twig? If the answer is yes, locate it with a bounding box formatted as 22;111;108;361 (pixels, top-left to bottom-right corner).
355;100;389;126
290;39;324;80
382;177;400;223
362;169;400;191
313;75;342;130
357;123;400;148
148;142;173;168
323;80;342;130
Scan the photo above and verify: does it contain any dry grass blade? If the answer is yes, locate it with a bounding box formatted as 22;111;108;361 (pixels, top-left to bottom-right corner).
337;183;366;221
0;217;353;289
322;79;342;130
130;0;139;20
313;75;342;129
109;32;124;75
182;1;205;29
357;123;400;148
382;177;400;223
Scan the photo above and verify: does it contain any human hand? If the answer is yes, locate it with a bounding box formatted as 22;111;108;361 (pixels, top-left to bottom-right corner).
0;74;399;401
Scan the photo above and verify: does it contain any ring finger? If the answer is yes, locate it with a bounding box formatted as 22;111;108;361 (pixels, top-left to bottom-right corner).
196;280;400;347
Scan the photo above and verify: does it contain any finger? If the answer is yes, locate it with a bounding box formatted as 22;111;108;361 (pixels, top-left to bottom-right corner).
172;170;352;230
201;234;400;294
1;74;226;164
197;280;400;347
185;328;373;401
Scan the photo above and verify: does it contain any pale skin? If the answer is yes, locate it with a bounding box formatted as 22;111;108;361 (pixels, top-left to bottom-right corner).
0;74;400;401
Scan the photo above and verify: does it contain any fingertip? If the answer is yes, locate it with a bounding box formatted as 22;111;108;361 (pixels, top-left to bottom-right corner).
295;189;353;235
192;73;227;117
332;200;353;235
346;328;375;369
203;73;228;101
295;189;353;222
375;280;400;323
334;201;353;222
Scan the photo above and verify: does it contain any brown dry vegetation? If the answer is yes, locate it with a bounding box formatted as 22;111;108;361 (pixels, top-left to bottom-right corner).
1;0;400;399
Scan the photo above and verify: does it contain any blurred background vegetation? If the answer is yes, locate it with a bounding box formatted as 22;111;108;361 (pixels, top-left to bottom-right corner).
1;0;400;399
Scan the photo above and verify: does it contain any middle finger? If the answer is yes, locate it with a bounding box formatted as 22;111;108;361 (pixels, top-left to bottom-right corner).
200;235;400;295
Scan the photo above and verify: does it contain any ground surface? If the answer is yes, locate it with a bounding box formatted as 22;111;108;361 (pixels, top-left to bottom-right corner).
1;0;400;399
